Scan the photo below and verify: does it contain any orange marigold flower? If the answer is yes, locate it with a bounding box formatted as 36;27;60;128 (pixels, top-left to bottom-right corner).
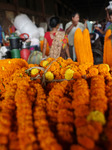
98;64;110;74
71;145;86;150
78;136;95;149
73;72;81;79
87;67;98;77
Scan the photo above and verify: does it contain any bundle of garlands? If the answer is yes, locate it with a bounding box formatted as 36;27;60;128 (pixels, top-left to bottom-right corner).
0;58;112;150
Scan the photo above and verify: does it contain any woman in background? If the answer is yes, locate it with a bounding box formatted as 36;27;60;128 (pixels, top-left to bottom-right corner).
42;17;71;60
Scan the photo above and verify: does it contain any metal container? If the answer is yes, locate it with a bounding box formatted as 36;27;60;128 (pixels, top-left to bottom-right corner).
9;36;20;50
20;48;30;61
11;49;20;58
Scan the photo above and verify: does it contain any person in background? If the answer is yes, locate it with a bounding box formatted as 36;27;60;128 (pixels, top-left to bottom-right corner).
42;16;71;59
65;12;85;61
90;33;103;52
100;19;106;31
0;25;2;48
95;11;112;37
105;7;112;30
90;33;103;64
93;21;104;45
83;17;93;33
94;21;103;35
94;21;102;28
104;10;112;32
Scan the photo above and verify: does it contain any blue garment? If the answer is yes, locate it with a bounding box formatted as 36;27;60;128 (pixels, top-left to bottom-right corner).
87;21;92;33
0;25;2;43
105;22;112;31
94;29;103;37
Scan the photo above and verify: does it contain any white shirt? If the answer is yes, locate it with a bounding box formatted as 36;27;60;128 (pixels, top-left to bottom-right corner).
94;24;102;28
65;21;85;46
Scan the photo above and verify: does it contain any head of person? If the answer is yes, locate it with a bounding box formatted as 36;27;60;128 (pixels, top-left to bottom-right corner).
72;12;80;25
109;12;112;22
83;17;89;22
50;16;60;29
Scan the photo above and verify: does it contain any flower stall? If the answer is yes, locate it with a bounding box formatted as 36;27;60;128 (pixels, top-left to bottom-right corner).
0;56;112;150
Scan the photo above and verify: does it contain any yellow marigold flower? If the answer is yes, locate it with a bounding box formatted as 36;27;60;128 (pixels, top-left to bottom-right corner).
2;66;5;70
19;73;23;77
31;68;39;75
43;61;49;67
87;111;106;125
45;71;54;81
8;61;11;64
98;64;110;74
65;69;74;80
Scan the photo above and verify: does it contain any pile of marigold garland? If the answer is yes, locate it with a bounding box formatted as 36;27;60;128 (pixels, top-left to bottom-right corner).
0;58;112;150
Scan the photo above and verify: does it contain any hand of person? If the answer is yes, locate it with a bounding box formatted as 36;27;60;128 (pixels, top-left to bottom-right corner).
67;57;72;60
105;7;108;11
108;34;112;39
72;21;75;26
41;57;46;61
95;26;100;31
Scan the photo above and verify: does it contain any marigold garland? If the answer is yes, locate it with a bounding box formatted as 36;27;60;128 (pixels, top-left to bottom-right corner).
1;58;112;150
105;80;112;150
33;83;62;150
57;97;74;144
47;81;68;123
85;75;108;149
0;83;17;150
15;79;38;150
72;79;95;149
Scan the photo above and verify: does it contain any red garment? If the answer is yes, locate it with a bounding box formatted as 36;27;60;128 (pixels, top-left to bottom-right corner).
44;32;56;47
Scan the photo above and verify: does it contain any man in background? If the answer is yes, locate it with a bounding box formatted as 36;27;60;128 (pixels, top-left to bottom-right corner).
65;12;85;61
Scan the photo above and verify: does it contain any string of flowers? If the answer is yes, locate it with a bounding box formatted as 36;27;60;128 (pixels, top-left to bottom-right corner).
57;97;74;145
47;80;68;123
90;75;108;113
55;80;75;146
0;83;17;150
73;75;107;150
71;78;96;150
85;75;108;149
33;83;62;150
104;80;112;150
15;79;38;150
8;113;20;150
